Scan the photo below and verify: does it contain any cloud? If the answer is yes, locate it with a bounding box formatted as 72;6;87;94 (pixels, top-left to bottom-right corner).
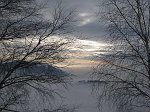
78;12;89;17
41;0;106;41
41;0;108;67
77;12;96;26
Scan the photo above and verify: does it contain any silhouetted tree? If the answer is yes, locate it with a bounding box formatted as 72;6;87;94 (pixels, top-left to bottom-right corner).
93;0;150;112
0;0;75;111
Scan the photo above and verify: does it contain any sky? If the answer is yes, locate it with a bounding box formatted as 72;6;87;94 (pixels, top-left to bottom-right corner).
62;0;105;41
43;0;105;41
38;1;110;112
43;0;109;72
45;1;109;111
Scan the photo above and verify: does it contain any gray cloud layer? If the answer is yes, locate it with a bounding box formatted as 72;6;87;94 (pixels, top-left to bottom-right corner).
42;0;105;42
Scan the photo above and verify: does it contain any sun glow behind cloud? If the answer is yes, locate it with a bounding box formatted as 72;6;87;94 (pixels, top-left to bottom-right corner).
24;35;110;68
45;36;111;68
79;12;89;17
60;39;112;69
70;39;111;56
78;39;108;51
78;12;96;26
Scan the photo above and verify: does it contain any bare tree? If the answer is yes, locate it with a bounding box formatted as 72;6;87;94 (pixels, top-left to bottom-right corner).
92;0;150;112
0;0;76;111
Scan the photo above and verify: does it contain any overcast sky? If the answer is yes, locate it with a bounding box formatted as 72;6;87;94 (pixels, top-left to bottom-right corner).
65;0;105;41
39;0;109;74
44;1;107;111
42;0;108;71
44;0;105;42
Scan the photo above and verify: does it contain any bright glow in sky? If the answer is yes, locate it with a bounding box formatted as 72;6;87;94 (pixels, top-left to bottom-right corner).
32;35;112;59
58;39;112;68
79;12;89;17
78;12;96;26
70;39;111;55
78;39;109;51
